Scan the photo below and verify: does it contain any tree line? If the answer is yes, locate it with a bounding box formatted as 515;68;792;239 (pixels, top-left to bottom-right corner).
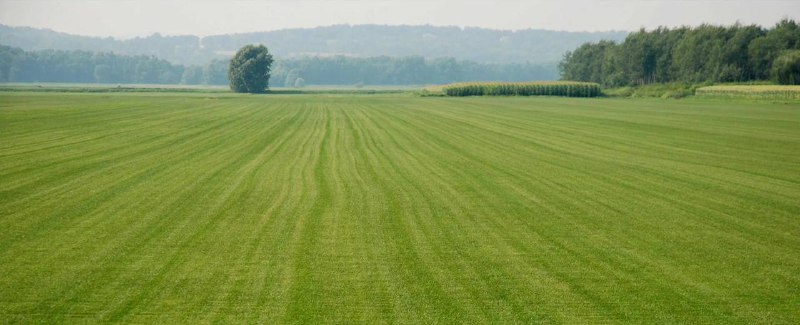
559;19;800;86
0;44;557;86
271;56;557;86
0;45;186;84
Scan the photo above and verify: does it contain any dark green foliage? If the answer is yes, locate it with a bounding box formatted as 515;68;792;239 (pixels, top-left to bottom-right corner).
228;44;273;93
558;41;617;85
748;37;781;80
0;45;184;84
443;81;601;97
560;20;800;86
772;51;800;85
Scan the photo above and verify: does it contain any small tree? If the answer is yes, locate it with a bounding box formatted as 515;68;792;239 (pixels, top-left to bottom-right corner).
284;69;299;88
772;50;800;85
294;77;306;88
228;44;274;93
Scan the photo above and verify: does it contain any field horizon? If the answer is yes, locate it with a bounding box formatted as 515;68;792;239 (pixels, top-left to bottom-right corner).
1;92;799;323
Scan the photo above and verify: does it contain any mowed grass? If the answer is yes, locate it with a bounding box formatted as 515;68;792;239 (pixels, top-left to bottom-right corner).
1;92;799;323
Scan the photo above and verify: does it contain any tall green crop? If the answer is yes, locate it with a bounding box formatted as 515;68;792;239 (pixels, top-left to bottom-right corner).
442;81;601;97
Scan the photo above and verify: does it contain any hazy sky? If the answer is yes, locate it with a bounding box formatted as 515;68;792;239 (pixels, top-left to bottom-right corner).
0;0;798;38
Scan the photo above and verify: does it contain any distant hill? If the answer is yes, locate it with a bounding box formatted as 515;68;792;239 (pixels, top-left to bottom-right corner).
0;24;628;65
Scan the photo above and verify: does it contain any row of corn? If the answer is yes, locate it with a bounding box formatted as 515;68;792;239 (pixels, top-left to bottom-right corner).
695;85;800;100
442;81;602;97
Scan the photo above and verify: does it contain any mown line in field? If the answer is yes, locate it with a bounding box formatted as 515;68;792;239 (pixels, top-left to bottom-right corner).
7;102;294;320
342;105;488;322
0;101;273;254
396;98;799;234
351;101;601;322
364;96;800;322
0;97;312;320
0;99;259;207
101;102;312;322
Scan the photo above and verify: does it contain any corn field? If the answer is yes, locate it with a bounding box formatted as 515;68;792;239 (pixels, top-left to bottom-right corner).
696;85;800;100
442;81;602;97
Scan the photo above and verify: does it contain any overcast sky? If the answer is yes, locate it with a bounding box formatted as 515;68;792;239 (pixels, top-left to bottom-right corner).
0;0;797;38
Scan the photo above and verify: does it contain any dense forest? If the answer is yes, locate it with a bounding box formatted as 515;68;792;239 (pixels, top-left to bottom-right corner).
559;20;800;86
0;45;557;85
0;24;626;66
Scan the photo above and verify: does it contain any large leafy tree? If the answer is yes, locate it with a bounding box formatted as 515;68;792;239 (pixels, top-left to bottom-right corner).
228;45;273;93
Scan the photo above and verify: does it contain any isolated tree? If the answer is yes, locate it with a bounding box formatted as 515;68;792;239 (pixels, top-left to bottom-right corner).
228;44;273;93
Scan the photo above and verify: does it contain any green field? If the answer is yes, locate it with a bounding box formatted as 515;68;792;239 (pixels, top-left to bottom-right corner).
1;92;799;323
